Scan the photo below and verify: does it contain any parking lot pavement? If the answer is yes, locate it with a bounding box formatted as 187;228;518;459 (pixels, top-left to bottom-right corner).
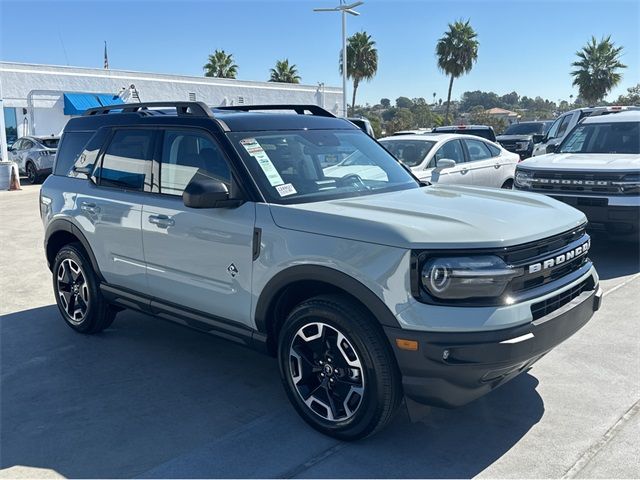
1;185;639;478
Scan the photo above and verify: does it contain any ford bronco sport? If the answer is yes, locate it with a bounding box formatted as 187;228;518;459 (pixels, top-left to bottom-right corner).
41;102;601;440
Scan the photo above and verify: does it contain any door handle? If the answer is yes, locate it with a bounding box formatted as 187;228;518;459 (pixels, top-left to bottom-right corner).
494;163;501;169
148;214;175;228
461;168;468;174
80;201;100;215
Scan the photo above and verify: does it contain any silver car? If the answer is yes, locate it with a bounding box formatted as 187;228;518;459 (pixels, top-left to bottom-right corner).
9;135;60;184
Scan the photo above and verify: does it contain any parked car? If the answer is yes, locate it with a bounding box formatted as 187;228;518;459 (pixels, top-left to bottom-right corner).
8;135;60;183
532;106;639;157
348;117;375;137
390;129;432;136
42;102;600;440
379;133;519;188
515;110;640;237
496;121;553;160
432;124;496;142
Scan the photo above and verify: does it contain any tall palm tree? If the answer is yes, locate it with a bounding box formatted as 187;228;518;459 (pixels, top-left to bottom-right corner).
203;50;238;79
340;31;378;115
571;36;626;105
269;59;301;83
435;20;479;123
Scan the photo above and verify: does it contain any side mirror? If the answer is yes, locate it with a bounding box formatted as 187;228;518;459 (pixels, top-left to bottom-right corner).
183;174;242;208
546;143;558;154
532;134;544;144
436;158;456;170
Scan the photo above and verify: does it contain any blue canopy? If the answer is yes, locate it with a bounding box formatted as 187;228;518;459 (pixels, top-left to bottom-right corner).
63;93;124;115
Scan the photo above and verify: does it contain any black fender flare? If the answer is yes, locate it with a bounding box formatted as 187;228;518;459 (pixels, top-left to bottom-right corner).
254;264;401;333
45;218;103;281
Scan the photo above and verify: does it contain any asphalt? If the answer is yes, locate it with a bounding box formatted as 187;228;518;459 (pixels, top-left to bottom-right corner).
1;185;639;479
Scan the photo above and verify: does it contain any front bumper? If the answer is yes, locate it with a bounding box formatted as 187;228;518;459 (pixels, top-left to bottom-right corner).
548;195;640;235
385;281;601;408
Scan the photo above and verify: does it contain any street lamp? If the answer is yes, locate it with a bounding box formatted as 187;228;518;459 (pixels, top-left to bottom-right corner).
314;0;364;118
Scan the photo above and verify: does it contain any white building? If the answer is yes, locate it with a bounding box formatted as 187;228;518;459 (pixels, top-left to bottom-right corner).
0;61;343;155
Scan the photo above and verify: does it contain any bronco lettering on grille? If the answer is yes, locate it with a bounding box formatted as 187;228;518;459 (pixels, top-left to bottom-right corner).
528;239;591;274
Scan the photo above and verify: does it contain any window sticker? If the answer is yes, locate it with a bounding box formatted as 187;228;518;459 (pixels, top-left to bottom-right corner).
240;138;284;186
275;183;297;197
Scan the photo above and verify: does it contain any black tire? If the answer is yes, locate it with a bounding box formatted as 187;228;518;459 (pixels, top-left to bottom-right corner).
278;294;402;440
501;178;514;189
26;162;41;184
52;243;116;334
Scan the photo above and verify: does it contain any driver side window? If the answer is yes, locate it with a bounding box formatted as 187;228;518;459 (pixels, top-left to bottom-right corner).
434;140;465;164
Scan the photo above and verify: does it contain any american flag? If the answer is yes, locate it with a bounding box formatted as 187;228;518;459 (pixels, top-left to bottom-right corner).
104;41;109;69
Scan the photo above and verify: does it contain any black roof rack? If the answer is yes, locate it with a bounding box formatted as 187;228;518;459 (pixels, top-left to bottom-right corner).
216;104;335;118
83;101;214;117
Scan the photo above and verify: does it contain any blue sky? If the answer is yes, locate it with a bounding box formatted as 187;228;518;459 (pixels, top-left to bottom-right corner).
1;0;638;106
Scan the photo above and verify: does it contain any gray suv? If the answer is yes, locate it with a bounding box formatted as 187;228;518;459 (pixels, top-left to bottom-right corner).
41;102;602;439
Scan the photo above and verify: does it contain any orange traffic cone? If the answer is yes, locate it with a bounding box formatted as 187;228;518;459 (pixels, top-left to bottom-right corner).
9;163;21;191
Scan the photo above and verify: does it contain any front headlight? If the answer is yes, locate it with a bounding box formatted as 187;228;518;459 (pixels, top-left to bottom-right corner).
516;141;531;151
421;255;522;300
612;173;640;194
514;169;533;188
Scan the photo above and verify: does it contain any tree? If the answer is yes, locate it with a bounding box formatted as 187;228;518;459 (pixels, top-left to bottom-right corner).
386;108;414;134
203;49;238;79
616;84;640;106
571;36;626;104
395;96;414;109
269;59;301;83
380;98;391;108
436;20;479;123
340;31;378;115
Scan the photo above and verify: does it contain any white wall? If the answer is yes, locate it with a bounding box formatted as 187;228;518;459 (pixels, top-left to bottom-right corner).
0;62;343;137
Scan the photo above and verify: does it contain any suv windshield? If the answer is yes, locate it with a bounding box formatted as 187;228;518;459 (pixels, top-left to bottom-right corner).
503;123;547;135
558;121;639;154
229;130;419;204
379;139;436;167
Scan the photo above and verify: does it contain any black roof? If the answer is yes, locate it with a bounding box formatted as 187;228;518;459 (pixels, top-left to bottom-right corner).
68;102;357;133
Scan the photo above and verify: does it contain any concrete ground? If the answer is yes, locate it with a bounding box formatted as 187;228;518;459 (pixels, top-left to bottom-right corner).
1;184;639;479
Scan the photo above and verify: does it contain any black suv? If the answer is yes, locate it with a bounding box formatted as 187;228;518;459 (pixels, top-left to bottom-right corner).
497;121;553;159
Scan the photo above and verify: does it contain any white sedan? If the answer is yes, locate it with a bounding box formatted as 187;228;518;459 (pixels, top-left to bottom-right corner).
378;133;519;188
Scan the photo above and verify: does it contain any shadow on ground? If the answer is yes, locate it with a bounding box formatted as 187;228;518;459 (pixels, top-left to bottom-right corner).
2;305;544;479
588;234;640;280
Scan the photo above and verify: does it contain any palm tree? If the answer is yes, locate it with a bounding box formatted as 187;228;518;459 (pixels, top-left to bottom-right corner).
571;36;626;105
340;31;378;115
435;20;479;123
203;50;238;79
269;59;301;83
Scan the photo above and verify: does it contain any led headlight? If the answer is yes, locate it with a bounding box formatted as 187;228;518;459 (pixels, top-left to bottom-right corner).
421;256;522;300
514;169;533;188
612;173;640;194
516;141;531;151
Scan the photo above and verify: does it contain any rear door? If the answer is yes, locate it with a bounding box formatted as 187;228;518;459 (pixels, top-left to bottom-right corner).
141;128;256;326
462;138;503;188
77;128;155;293
430;139;473;184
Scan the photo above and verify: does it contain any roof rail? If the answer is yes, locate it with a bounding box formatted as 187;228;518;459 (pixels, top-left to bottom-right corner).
83;101;213;117
216;104;336;118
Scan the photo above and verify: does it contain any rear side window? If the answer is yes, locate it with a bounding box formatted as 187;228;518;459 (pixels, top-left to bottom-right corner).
96;129;155;191
555;115;573;139
54;132;93;176
160;130;231;196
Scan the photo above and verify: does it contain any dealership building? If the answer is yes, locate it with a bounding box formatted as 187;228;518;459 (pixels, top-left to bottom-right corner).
0;61;343;157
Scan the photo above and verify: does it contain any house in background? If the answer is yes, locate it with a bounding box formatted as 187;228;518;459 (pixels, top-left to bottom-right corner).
485;107;520;125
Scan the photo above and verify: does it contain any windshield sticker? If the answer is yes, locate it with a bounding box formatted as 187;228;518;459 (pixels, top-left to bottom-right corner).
240;138;284;187
275;183;297;197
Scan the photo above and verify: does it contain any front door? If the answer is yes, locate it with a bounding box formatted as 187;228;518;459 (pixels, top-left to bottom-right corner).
141;128;256;326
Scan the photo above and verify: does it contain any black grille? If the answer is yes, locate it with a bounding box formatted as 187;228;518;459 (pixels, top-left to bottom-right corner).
529;170;634;195
499;141;518;152
501;226;586;264
531;278;593;320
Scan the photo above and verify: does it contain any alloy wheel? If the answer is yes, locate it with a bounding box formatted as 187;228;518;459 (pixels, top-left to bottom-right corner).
27;164;36;183
57;258;89;324
289;322;365;422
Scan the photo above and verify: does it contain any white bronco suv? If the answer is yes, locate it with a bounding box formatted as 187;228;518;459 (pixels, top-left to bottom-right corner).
516;110;640;237
41;103;601;439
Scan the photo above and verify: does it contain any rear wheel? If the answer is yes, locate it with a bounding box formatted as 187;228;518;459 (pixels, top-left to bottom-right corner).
278;294;402;440
53;243;116;333
501;178;514;189
26;162;40;184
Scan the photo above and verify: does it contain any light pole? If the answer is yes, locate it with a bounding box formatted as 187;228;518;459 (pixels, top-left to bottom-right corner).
314;1;364;118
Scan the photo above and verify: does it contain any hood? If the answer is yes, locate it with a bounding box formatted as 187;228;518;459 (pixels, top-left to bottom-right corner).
520;153;640;171
497;134;533;142
268;185;585;249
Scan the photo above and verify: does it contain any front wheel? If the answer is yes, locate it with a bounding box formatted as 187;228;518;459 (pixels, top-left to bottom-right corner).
278;295;402;440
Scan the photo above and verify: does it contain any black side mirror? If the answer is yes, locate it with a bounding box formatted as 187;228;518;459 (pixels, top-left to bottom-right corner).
532;134;544;144
183;174;242;208
546;143;558;154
